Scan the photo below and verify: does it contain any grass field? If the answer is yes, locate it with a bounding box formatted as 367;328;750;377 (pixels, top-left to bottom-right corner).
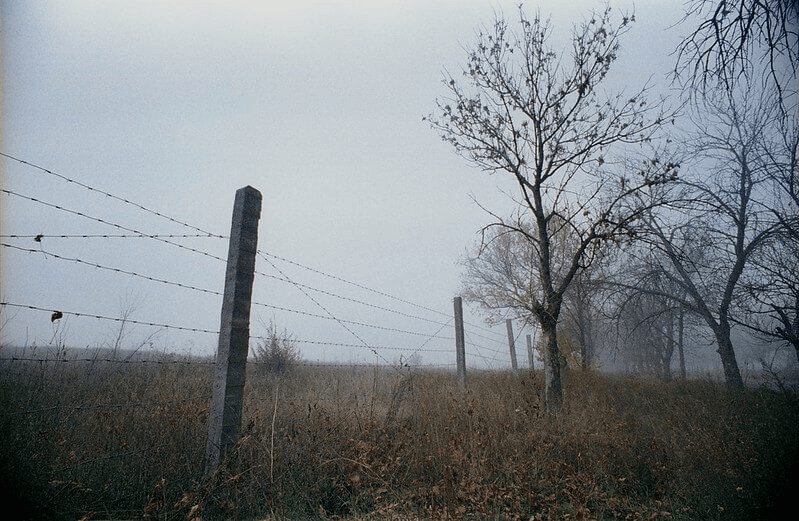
1;352;797;520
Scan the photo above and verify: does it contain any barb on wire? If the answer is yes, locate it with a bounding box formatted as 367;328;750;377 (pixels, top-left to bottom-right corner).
1;152;225;238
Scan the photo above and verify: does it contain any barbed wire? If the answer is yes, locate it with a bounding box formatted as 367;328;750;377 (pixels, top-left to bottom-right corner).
257;252;398;368
2;234;462;340
465;331;507;368
1;243;455;343
283;338;452;354
0;234;221;239
0;355;214;366
250;299;455;340
465;334;508;356
261;250;504;341
2;243;224;297
291;360;457;369
0;302;219;334
259;271;454;329
404;315;455;361
3;155;507;368
1;151;225;238
4;195;501;349
2;189;228;263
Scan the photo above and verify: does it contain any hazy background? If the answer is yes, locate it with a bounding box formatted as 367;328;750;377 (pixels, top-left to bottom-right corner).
1;0;687;367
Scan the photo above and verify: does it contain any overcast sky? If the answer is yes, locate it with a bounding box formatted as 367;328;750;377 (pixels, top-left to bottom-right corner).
1;0;687;367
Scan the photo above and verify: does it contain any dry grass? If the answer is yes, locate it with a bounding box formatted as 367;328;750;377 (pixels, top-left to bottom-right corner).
1;355;797;520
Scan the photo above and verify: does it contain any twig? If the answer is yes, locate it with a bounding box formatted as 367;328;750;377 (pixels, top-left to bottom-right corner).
270;380;279;483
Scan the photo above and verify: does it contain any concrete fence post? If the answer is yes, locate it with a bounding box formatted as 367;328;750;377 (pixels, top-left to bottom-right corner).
453;296;467;393
506;319;519;378
205;186;262;476
526;334;535;371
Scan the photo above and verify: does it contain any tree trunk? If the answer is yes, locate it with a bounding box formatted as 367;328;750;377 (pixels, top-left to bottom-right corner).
576;311;593;371
677;308;687;380
539;312;563;411
662;312;674;382
715;321;744;389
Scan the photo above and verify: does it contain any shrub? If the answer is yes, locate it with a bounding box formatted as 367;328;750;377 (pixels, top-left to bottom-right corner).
252;321;299;375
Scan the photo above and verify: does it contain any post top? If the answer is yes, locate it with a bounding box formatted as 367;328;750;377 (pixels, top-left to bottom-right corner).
237;185;262;199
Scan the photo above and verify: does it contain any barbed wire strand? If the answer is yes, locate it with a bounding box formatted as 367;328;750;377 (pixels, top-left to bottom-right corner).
1;234;220;239
261;250;505;341
0;302;219;334
2;243;224;297
257;252;399;369
259;270;454;329
2;189;228;263
0;151;225;238
1;244;454;342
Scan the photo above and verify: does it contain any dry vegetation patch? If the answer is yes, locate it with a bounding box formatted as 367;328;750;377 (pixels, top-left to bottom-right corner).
1;357;796;520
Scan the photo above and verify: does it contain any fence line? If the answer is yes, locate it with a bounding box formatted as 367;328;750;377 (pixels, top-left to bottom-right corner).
258;268;454;328
2;251;464;353
3;152;499;343
0;155;522;496
3;154;513;371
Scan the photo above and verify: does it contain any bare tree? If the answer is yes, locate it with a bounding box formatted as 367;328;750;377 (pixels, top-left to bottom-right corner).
741;228;799;361
738;106;798;361
562;266;602;371
676;0;798;105
607;253;691;381
743;99;799;360
429;5;675;409
634;80;786;389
